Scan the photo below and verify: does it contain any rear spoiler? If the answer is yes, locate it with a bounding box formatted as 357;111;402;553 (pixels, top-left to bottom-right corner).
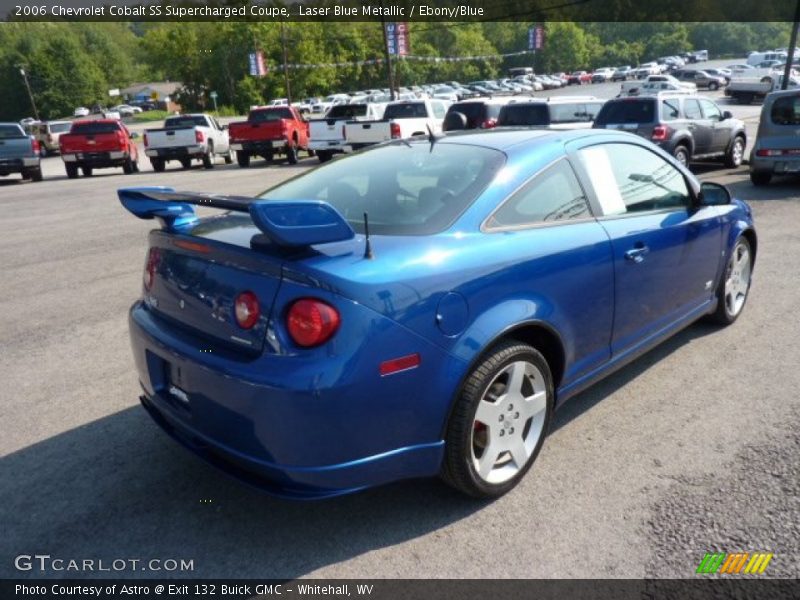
118;187;355;247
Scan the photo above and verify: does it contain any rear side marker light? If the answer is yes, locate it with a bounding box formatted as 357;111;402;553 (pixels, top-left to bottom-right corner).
756;149;800;156
287;299;340;347
234;291;260;330
390;123;401;139
143;247;161;292
380;353;421;376
174;239;210;254
195;130;205;143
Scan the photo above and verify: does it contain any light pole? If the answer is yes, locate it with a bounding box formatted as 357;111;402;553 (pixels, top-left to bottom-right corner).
18;66;40;121
783;0;800;90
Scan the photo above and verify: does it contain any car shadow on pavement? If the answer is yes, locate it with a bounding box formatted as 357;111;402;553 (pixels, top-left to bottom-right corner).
0;402;484;580
550;320;720;435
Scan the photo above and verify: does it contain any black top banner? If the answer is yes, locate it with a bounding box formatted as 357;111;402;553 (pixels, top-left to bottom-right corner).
2;0;800;22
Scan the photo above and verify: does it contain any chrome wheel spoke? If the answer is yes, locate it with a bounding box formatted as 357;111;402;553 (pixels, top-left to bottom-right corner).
508;438;529;469
505;361;527;395
477;443;500;479
520;390;547;421
475;397;502;425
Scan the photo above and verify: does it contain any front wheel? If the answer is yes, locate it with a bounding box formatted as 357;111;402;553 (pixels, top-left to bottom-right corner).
224;148;235;164
725;136;745;168
673;145;690;167
202;143;215;169
709;82;719;91
709;237;753;325
441;341;553;498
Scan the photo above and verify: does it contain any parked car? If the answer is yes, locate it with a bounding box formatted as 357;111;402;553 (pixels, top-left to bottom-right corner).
111;104;143;117
495;97;604;129
442;98;512;131
73;107;89;117
591;68;614;83
593;93;747;168
144;113;233;172
673;70;727;90
634;63;661;79
0;122;42;181
611;66;633;81
749;89;800;185
59;119;139;178
229;106;311;166
31;120;72;156
703;68;732;84
725;72;800;104
120;128;756;499
343;99;448;151
308;102;387;162
567;71;591;85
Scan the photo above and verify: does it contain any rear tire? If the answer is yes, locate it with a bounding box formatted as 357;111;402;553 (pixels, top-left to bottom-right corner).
709;82;719;91
65;164;78;179
81;166;93;177
441;341;554;499
180;158;191;169
725;136;745;168
673;145;690;167
122;157;134;174
151;158;165;173
286;142;298;165
317;150;332;163
750;171;772;186
236;152;250;168
224;148;234;164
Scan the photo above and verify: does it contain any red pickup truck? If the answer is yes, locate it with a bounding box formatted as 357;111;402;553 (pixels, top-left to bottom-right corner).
59;119;140;178
228;106;311;167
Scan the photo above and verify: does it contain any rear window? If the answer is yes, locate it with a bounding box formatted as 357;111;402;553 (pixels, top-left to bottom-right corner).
249;108;293;122
70;122;121;134
447;103;488;128
550;103;593;124
261;141;505;236
49;122;72;133
498;103;550;126
326;104;368;119
770;95;800;125
165;116;207;128
594;100;655;125
0;124;25;139
384;103;428;119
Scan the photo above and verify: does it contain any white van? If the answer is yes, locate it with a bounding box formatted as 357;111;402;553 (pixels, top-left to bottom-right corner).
747;51;788;67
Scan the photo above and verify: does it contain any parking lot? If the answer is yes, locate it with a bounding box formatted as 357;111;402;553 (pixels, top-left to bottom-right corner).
1;73;799;580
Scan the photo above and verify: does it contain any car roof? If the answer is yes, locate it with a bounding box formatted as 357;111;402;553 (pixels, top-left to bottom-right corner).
438;128;620;152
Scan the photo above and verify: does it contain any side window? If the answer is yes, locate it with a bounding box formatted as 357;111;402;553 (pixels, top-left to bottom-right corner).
577;143;691;215
662;99;680;121
684;99;703;119
698;99;721;121
487;159;591;229
432;102;446;119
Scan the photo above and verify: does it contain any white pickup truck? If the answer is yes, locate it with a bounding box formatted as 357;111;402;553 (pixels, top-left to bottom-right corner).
725;72;800;104
343;99;449;152
144;113;232;172
308;103;387;162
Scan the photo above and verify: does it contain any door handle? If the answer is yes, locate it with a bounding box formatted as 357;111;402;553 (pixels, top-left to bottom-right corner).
625;245;650;264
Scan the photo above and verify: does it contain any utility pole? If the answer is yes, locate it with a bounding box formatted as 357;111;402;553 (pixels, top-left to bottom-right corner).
783;0;800;89
18;66;40;121
379;8;396;100
281;22;292;104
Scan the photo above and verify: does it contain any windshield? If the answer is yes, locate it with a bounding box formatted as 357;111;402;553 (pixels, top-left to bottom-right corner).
70;122;121;134
260;142;505;235
0;124;25;139
595;100;655;125
383;103;428;119
770;94;800;125
165;116;207;128
249;108;293;122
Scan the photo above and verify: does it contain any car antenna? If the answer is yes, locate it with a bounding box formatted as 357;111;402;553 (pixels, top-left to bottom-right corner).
426;124;441;153
363;212;374;259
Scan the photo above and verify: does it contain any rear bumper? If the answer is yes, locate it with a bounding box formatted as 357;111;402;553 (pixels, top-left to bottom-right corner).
62;151;129;167
0;157;39;173
749;154;800;175
308;140;346;153
231;140;288;154
128;301;452;498
146;146;205;159
342;143;377;153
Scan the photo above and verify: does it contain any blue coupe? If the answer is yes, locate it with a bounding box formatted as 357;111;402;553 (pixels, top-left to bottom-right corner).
121;129;756;499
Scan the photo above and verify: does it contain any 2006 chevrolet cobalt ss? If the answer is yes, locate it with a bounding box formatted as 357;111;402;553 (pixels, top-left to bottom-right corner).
121;129;755;499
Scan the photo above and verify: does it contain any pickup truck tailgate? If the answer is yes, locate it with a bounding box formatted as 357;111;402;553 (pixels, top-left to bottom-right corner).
345;121;391;145
146;127;198;149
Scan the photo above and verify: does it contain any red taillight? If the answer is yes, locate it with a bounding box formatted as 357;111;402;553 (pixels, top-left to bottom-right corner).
143;247;161;292
756;148;800;156
390;123;401;139
480;118;497;129
286;298;340;347
234;291;261;330
117;131;126;146
195;130;205;143
651;125;669;141
31;137;40;154
143;133;149;147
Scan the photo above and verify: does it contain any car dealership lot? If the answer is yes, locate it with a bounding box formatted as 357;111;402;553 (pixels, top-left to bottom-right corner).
2;106;799;580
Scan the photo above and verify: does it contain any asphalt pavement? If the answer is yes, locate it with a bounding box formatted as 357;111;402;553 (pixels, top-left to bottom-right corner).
1;77;798;581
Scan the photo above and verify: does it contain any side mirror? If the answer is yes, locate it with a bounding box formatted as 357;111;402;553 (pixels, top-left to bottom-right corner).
698;181;731;206
130;132;140;140
222;124;229;130
722;110;733;120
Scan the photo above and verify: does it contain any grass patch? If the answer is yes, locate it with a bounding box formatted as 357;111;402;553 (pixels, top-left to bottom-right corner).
131;110;172;123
